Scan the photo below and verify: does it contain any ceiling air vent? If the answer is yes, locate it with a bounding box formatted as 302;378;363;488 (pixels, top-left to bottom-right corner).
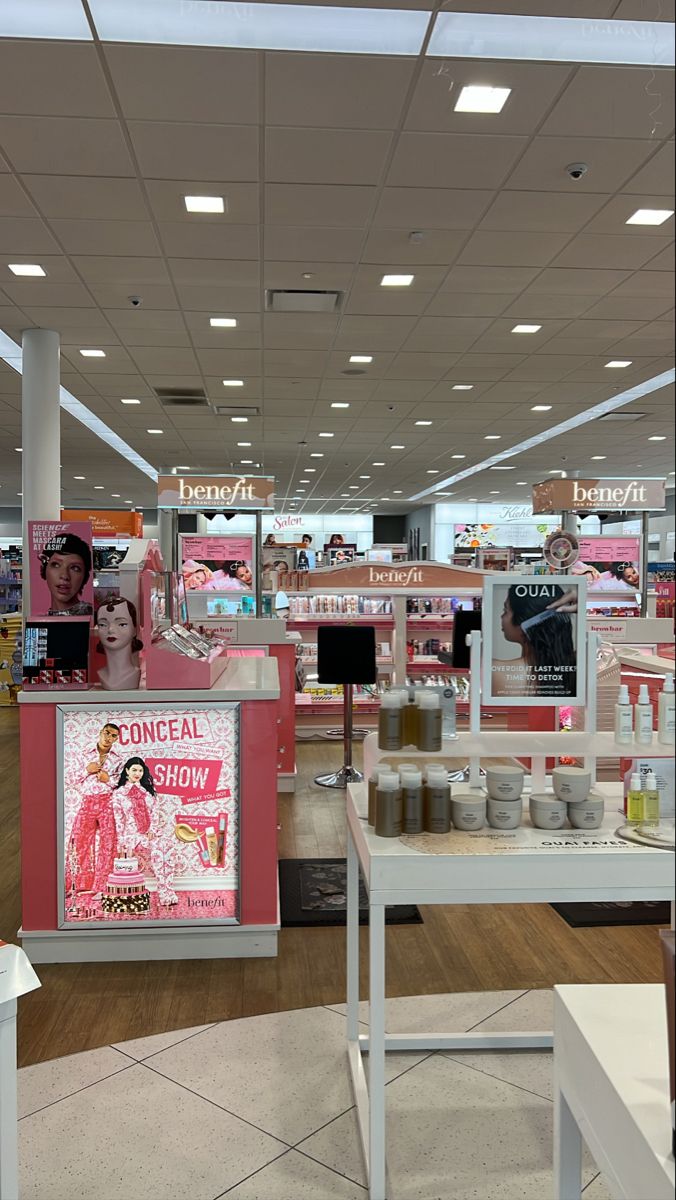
213;405;261;417
266;289;342;313
597;411;648;423
155;386;208;408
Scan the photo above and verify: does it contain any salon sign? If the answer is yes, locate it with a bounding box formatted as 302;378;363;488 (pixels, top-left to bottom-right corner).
158;474;275;511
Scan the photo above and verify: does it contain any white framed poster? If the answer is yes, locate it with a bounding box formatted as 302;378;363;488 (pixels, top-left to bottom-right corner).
482;575;587;707
57;703;240;928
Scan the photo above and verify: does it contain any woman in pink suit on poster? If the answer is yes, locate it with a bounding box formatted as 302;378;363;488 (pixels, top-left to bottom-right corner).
65;722;122;896
112;757;179;907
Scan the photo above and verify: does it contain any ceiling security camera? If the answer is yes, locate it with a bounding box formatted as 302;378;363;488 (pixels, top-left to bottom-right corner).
566;163;588;180
128;295;143;307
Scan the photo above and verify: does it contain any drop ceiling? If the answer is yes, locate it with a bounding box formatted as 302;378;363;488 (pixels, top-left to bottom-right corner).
0;0;674;515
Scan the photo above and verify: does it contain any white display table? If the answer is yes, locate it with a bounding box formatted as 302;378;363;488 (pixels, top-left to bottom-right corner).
345;784;675;1200
554;984;675;1200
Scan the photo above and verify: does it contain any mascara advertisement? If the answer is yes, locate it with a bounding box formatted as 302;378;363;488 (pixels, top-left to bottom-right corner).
482;574;587;707
58;703;239;927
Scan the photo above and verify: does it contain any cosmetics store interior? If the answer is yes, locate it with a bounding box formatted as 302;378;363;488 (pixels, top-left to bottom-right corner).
0;6;675;1200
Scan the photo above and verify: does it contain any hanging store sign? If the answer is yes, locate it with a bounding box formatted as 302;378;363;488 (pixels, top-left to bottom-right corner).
61;509;143;537
306;560;487;591
158;474;275;511
532;477;666;514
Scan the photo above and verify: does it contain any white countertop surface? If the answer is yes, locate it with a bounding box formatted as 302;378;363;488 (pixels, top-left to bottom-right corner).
18;656;280;704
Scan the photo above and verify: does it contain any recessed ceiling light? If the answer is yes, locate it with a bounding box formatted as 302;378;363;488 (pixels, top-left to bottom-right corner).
223;379;244;386
452;384;474;391
73;475;85;480
305;468;316;473
240;459;253;464
454;85;511;113
512;324;542;334
549;470;566;475
231;416;248;423
299;479;310;484
626;208;674;226
147;428;163;434
8;263;46;277
319;432;334;438
185;195;224;213
120;398;141;405
349;485;359;489
210;317;237;327
176;465;190;470
451;454;466;459
359;475;371;479
341;493;350;498
491;465;515;470
415;420;432;426
237;441;251;447
485;434;502;440
427;469;439;474
468;498;478;502
331;402;350;409
516;481;529;486
605;360;632;369
80;348;106;357
372;461;385;466
390;444;405;450
17;492;22;497
436;491;455;497
310;453;324;458
111;493;121;498
489;490;501;494
296;489;306;493
591;455;607;460
381;273;414;287
649;435;667;441
531;405;553;411
124;500;134;504
94;485;104;489
393;489;403;494
350;355;373;364
14;447;22;452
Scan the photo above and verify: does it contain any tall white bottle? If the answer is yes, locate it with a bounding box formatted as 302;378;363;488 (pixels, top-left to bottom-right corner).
658;673;675;746
634;684;654;746
614;684;633;744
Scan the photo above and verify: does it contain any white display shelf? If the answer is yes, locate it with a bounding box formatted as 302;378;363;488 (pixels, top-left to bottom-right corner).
364;728;674;766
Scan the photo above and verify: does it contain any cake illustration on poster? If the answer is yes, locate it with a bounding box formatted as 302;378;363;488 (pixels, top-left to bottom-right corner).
59;704;239;927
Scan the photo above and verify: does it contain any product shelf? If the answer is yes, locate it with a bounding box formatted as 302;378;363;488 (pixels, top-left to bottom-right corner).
363;729;674;761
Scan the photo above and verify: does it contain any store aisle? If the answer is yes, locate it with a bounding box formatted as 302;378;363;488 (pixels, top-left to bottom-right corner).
18;989;611;1200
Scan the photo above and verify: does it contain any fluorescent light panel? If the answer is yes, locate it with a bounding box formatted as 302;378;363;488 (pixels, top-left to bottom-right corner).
512;324;542;333
185;196;224;213
210;317;237;327
381;273;414;287
8;264;46;277
427;12;675;66
0;0;92;39
409;368;676;502
88;0;429;54
455;85;511;113
626;209;674;226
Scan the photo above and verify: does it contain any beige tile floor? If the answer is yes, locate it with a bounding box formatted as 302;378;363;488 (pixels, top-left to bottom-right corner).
18;989;613;1200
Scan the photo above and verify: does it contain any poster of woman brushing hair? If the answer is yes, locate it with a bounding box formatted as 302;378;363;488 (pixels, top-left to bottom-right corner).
482;575;587;707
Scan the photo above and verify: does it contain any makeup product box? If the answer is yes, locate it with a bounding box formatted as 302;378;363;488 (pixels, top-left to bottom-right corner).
622;758;675;818
22;617;91;690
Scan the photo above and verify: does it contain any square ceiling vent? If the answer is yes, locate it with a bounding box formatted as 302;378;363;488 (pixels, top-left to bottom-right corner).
213;405;260;417
597;410;648;422
155;386;208;408
266;289;342;313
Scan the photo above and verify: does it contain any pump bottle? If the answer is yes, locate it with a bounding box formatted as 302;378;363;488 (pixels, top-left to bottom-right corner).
626;772;644;825
614;684;633;744
658;674;675;746
642;771;660;827
634;684;654;746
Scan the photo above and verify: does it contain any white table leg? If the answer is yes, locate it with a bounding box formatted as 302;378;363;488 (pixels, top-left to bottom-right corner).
369;904;387;1200
346;826;360;1045
0;998;19;1200
554;1078;582;1200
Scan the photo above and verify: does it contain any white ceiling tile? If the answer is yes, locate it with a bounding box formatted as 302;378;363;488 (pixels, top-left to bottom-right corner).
0;43;115;118
265;184;375;227
459;229;569;267
128;347;200;374
353;262;447;290
264;350;329;376
334;314;417;348
582;294;673;320
21;174;148;221
0;175;39;218
105;309;186;332
374;187;494;230
263;261;353;290
144;179;259;223
362;227;467;266
542;66;676;139
601;270;674;298
89;284;178;309
49;219;161;257
551;233;672;270
173;284;261;312
406;59;571;135
503;293;595;318
195;349;261;374
265;52;415;128
105;45;259;122
265;128;392;185
425;292;512;317
1;280;95;307
613;0;674;18
263;225;363;262
21;305;111;329
0;116;134;176
128;122;259;182
118;328;192;348
402;315;493;352
622;140;675;195
0;216;59;254
386;352;459;379
584;193;675;235
526;267;632;295
168;259;258;286
440;264;540;293
387;133;528;189
72;256;170;286
505;136;656;193
158;222;260;259
444;353;526;380
345;288;432;316
60;346;137;372
646;244;675;271
480;190;608;233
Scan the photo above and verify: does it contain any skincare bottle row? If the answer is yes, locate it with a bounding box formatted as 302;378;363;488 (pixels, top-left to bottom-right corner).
378;689;443;753
626;771;661;827
368;764;451;837
614;675;675;746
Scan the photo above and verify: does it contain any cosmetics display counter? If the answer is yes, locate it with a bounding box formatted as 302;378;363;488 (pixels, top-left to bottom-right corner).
18;656;281;964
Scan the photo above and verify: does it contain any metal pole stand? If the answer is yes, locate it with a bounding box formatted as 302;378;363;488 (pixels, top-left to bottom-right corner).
315;684;364;788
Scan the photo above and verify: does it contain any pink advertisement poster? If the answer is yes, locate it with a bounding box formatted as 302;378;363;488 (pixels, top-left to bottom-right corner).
60;704;239;927
572;536;641;592
28;520;94;619
181;535;254;592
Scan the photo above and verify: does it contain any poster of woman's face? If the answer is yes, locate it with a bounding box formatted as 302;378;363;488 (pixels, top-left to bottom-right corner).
482;574;587;707
29;521;94;618
571;537;642;593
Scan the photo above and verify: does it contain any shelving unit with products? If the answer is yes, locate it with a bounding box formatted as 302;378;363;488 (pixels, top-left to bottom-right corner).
0;542;23;614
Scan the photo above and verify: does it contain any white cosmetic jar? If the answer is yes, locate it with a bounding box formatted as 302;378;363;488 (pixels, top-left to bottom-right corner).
451;793;486;831
484;764;525;802
552;766;592;803
529;794;567;830
486;795;523;830
568;796;605;829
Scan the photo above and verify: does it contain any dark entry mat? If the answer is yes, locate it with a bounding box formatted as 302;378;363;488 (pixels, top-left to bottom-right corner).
279;858;422;927
551;901;671;928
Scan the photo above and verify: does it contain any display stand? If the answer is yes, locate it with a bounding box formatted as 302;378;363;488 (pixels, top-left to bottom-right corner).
0;943;40;1200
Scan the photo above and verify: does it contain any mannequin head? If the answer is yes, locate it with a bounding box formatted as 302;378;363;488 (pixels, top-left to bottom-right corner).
40;533;92;611
96;598;142;655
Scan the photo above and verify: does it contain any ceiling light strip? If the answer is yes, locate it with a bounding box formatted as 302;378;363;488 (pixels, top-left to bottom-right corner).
409;368;675;502
0;0;92;39
427;12;674;66
88;0;429;54
0;330;158;483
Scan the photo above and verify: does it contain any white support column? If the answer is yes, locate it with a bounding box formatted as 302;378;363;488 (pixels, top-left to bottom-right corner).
158;507;175;572
21;329;61;613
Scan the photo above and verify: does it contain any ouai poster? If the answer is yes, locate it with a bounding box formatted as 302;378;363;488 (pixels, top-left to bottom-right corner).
58;703;239;928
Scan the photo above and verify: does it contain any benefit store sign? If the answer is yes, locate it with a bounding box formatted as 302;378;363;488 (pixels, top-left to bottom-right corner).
158;473;275;511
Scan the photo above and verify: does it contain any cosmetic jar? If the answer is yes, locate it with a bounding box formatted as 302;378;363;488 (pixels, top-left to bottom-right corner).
486;795;523;830
485;764;525;802
552;766;592;803
529;794;567;830
568;795;605;830
451;793;486;831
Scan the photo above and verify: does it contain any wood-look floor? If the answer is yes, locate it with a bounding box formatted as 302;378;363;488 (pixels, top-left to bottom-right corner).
0;708;667;1068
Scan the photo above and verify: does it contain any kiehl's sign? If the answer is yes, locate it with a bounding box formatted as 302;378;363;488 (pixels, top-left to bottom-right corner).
532;477;666;514
158;474;275;510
